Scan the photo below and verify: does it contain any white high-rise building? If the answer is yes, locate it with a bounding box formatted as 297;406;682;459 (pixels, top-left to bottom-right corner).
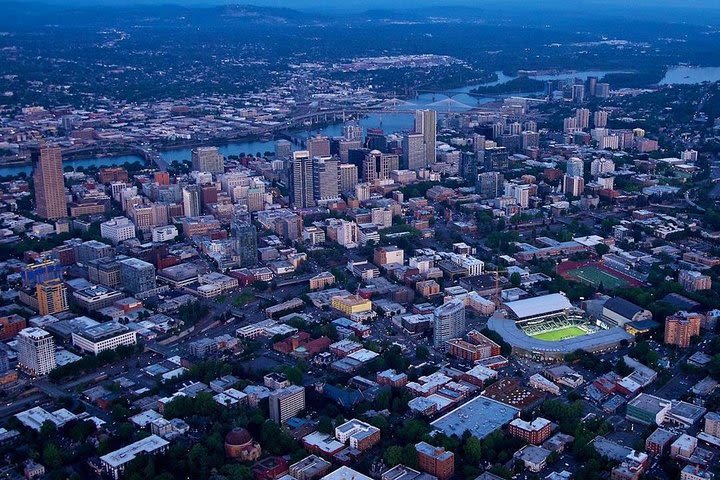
182;186;201;217
17;327;56;376
433;299;466;350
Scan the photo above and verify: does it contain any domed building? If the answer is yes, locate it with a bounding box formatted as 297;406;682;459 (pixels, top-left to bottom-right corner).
224;428;262;461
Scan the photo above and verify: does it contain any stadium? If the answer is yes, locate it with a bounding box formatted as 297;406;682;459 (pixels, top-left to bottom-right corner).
487;293;633;361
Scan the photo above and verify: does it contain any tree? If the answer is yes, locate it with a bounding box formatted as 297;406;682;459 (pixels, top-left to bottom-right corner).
318;416;333;434
510;272;522;287
464;436;483;464
415;345;429;360
594;243;610;256
42;443;63;469
383;446;403;466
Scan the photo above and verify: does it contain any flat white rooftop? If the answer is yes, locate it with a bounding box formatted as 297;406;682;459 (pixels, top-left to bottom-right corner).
100;434;169;468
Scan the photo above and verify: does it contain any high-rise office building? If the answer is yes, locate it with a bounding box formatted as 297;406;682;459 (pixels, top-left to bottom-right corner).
33;146;67;220
17;327;56;376
338;139;362;164
269;385;305;424
365;129;387;152
36;279;69;316
414;110;437;166
182;186;201;217
275;140;293;161
232;221;258;267
566;157;584;178
307;136;330;159
403;132;426;171
119;257;156;294
433;299;466;349
342;123;363;141
312;156;340;204
191;147;224;173
339;163;359;195
291;151;315;208
575;108;590;130
363;151;398;183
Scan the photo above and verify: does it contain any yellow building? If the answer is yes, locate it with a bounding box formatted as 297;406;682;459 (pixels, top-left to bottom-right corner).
331;294;372;316
36;279;69;316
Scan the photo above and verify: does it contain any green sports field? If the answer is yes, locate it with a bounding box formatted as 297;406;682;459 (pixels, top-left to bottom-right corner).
531;326;586;341
567;266;628;290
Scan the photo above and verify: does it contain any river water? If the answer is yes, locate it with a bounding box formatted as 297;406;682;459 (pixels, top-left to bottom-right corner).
3;68;690;176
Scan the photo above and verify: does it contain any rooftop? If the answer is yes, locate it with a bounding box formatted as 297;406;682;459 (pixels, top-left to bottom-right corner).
504;293;572;319
430;395;519;440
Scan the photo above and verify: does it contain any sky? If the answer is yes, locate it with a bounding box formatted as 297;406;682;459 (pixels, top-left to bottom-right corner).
24;0;720;9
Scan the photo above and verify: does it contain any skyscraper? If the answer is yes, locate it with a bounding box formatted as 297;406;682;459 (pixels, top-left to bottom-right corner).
291;151;315;208
313;156;340;204
17;327;56;376
338;139;362;164
342;123;363;141
232;221;258;267
433;299;466;349
33;146;67;220
36;279;69;316
363;151;398;183
414;110;437;166
403;132;426;171
339;163;359;194
191;147;224;173
182;186;201;217
307;136;330;159
275;140;293;161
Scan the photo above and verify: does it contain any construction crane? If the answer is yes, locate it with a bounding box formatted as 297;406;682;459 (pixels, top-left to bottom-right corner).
491;258;509;306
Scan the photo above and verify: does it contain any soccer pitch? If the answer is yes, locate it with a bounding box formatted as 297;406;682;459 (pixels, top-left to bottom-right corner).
531;326;587;341
567;266;628;290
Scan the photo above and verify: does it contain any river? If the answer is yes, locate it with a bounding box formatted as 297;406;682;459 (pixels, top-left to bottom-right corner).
659;65;720;85
3;68;678;176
